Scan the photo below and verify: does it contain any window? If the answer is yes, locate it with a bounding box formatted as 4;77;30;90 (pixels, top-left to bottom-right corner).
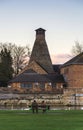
21;83;32;88
40;83;45;88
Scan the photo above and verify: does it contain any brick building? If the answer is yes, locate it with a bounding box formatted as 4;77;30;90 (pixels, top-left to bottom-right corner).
61;53;83;88
9;28;65;92
10;28;83;93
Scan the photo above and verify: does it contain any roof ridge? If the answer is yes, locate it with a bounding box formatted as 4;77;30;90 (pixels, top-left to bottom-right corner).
61;52;83;67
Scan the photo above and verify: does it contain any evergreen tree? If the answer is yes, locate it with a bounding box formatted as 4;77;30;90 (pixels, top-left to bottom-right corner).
0;43;31;75
0;48;14;87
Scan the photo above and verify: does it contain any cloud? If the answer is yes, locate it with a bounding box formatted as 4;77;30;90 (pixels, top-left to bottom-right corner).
51;53;72;64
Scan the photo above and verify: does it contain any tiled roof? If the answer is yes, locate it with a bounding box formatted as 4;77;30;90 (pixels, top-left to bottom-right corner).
9;69;65;83
61;52;83;67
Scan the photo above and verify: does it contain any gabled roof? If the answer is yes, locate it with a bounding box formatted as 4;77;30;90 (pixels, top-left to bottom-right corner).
61;52;83;67
28;60;47;74
17;60;47;76
9;69;65;83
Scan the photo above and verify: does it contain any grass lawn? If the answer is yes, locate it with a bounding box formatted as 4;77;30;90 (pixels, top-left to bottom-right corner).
0;110;83;130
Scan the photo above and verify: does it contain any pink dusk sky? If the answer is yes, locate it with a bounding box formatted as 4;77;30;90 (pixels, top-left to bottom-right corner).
0;0;83;64
51;53;72;64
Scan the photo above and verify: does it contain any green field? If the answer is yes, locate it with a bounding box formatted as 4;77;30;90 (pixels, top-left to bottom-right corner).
0;110;83;130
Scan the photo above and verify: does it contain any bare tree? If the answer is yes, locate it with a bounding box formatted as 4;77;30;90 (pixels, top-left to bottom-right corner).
71;41;83;56
0;43;31;76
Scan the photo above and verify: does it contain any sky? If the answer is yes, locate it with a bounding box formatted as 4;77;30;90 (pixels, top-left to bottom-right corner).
0;0;83;64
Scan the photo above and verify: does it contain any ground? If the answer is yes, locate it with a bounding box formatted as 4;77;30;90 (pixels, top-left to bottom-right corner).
0;110;83;130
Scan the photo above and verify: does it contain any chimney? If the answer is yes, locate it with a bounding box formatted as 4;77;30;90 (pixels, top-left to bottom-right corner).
35;28;45;40
29;28;54;74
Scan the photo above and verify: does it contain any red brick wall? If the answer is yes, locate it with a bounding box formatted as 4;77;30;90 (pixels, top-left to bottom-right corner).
61;65;83;88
